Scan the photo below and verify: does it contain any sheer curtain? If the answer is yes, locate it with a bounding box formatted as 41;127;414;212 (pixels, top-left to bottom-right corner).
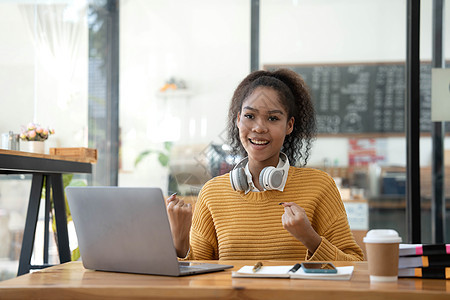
19;1;87;120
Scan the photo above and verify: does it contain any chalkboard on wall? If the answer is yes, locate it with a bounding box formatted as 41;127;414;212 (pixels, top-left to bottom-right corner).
265;62;450;135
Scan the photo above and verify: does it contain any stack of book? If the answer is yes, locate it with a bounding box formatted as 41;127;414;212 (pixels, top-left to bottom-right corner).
398;244;450;279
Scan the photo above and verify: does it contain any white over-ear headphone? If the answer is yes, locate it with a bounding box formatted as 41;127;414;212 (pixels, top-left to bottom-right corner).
230;153;290;192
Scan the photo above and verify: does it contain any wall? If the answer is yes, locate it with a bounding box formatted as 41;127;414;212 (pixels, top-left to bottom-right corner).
0;2;89;152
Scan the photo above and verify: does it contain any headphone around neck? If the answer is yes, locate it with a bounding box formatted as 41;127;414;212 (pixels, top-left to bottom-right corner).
230;153;290;192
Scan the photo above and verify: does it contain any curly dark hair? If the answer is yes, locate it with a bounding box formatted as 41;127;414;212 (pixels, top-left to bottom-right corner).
227;68;316;166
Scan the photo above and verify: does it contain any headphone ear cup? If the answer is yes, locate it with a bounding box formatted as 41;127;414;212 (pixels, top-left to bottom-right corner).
259;166;284;190
269;169;284;189
230;168;248;191
259;166;273;190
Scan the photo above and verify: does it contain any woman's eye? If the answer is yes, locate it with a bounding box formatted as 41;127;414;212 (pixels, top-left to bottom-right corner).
268;116;279;121
244;114;254;119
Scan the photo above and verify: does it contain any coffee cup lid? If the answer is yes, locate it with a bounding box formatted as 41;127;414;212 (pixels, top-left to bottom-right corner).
363;229;402;243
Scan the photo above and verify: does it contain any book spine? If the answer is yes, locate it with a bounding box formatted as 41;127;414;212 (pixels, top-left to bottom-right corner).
429;254;450;267
399;256;426;268
400;244;450;257
422;244;450;256
399;254;450;268
398;267;450;279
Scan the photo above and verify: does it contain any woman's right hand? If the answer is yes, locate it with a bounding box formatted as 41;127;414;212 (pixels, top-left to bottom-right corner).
166;193;192;258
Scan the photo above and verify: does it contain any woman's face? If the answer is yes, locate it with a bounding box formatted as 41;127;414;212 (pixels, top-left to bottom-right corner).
237;87;294;167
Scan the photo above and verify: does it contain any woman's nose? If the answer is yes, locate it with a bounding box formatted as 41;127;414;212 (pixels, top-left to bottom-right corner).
252;119;268;133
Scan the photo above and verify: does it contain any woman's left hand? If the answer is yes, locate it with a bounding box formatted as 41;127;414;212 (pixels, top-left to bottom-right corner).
281;202;322;254
166;193;192;258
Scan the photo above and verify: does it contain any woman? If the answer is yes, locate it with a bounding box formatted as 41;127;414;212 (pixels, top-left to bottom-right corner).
166;68;364;261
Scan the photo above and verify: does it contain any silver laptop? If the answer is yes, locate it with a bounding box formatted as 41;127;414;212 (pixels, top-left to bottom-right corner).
66;186;233;276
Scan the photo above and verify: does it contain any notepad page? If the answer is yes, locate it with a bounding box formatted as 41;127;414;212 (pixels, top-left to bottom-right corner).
232;265;293;278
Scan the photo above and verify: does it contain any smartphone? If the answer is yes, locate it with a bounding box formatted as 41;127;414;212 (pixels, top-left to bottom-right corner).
301;262;337;273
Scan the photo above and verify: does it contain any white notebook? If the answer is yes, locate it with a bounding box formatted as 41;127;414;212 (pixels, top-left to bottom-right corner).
232;265;354;280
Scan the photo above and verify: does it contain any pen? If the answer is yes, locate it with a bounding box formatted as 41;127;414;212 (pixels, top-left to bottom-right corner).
288;263;301;273
253;261;263;272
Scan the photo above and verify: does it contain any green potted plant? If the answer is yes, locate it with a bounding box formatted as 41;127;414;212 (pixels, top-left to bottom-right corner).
135;141;178;194
134;141;173;168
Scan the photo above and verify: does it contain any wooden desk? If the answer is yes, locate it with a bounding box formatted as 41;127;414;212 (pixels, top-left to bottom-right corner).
0;150;92;276
0;261;449;299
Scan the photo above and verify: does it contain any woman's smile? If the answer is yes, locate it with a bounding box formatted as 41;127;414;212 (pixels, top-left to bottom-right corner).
249;138;269;145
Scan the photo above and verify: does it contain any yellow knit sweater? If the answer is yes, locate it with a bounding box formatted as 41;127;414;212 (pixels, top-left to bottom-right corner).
186;167;364;261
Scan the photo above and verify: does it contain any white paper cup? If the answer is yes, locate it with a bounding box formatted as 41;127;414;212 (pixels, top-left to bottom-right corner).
363;229;402;282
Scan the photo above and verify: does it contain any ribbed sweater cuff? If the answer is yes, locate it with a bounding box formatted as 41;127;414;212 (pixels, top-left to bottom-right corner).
305;237;336;261
179;247;194;261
